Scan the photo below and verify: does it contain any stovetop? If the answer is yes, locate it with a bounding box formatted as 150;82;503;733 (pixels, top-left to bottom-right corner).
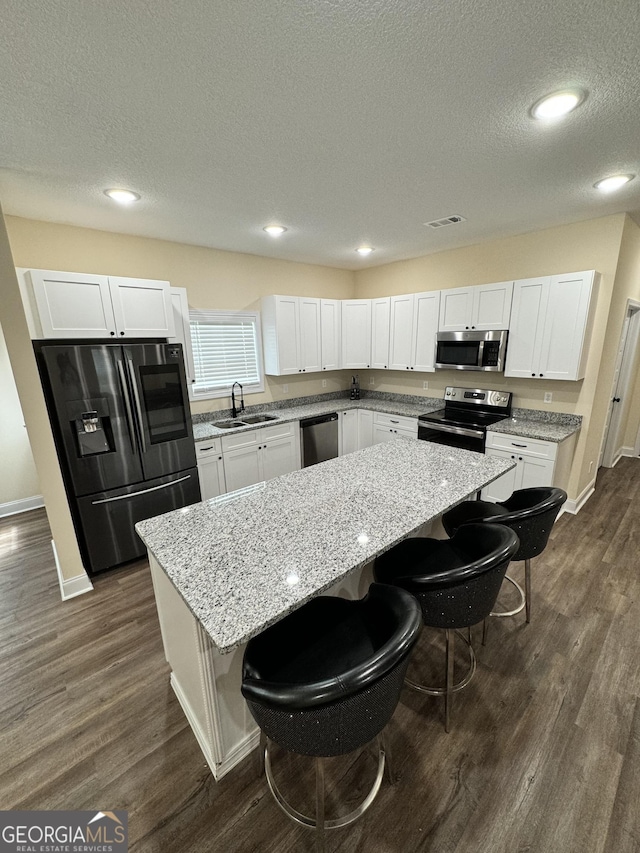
419;385;512;431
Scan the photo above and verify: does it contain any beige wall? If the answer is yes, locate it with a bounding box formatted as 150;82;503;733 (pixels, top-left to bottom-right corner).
354;214;629;499
0;206;86;580
601;217;640;451
0;323;41;507
5;216;356;415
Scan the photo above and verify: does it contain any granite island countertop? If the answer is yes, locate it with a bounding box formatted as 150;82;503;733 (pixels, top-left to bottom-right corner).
137;439;515;653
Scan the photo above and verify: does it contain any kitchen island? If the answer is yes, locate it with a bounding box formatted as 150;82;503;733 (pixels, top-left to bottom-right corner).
137;439;515;779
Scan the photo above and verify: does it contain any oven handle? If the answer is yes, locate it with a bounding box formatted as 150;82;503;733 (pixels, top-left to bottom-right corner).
419;422;484;440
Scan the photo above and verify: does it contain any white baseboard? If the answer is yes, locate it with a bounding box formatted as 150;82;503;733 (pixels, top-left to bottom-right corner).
51;539;94;600
170;672;259;781
621;446;636;458
563;477;596;515
0;494;44;518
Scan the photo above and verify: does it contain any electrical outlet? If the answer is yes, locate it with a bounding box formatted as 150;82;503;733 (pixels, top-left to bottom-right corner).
322;379;327;388
544;392;553;403
369;376;375;385
423;381;429;390
282;384;288;393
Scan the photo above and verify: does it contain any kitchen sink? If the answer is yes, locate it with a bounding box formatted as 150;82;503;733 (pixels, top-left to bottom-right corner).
240;414;279;424
212;419;248;429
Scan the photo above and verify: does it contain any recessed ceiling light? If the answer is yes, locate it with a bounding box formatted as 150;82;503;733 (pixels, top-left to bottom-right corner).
593;174;635;193
263;225;287;236
356;246;374;256
531;89;585;120
104;188;141;205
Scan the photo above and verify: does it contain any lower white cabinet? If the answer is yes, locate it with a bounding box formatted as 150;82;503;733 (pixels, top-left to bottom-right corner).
481;431;573;503
196;438;226;500
340;409;376;456
221;422;300;491
372;412;418;444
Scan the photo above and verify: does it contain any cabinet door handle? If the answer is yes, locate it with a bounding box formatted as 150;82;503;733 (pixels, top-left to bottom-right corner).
199;445;214;451
390;419;399;424
511;443;527;448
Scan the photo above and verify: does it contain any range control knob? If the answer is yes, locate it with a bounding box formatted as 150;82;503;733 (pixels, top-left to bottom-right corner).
450;391;456;397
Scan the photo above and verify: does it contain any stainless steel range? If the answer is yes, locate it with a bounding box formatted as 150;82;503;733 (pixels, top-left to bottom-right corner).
418;386;512;453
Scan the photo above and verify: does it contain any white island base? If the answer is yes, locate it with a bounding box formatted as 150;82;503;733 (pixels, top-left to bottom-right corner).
149;552;375;780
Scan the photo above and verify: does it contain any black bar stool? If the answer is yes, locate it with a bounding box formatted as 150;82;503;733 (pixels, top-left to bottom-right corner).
373;523;519;731
442;487;566;628
241;583;422;850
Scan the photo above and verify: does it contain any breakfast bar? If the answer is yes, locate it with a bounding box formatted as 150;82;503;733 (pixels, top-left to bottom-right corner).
136;439;515;779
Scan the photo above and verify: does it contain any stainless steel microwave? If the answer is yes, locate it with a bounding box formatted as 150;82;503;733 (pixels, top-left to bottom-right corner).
435;330;508;371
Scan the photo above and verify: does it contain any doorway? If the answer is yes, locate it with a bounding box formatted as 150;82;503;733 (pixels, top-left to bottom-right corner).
600;300;640;468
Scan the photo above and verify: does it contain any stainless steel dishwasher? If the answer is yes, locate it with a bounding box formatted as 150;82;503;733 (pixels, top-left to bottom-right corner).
300;412;339;467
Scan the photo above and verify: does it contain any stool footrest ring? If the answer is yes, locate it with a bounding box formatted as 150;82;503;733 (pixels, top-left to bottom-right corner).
405;629;476;696
490;574;526;618
264;738;386;831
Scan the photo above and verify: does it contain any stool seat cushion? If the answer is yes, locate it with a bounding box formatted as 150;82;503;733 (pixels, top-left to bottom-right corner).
242;584;422;710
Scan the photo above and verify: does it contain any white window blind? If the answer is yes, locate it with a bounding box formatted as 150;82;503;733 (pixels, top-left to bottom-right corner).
189;310;264;398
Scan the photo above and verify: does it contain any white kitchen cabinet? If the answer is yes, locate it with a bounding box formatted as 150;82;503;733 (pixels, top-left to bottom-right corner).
481;431;571;503
389;291;440;372
439;281;513;332
26;268;174;339
358;409;375;448
169;287;196;391
196;439;226;500
372;412;418;444
340;410;359;456
341;300;372;369
221;421;300;491
261;295;321;375
320;299;341;371
505;271;598;381
371;298;391;369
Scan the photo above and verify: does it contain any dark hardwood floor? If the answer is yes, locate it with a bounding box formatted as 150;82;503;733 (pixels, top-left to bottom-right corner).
2;461;640;852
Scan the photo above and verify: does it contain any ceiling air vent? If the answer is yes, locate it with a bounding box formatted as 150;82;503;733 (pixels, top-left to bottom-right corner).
424;214;467;229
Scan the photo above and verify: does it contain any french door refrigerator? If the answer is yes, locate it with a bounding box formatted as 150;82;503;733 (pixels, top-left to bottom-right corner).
37;341;201;574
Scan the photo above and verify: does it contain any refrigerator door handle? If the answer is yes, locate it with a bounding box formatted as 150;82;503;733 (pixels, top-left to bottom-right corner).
126;358;148;453
116;359;138;454
90;474;193;505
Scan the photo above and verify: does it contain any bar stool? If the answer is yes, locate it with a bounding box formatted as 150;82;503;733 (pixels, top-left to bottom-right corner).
442;487;566;627
373;523;519;731
241;583;422;850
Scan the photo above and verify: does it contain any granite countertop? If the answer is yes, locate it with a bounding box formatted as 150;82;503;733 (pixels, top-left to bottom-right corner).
136;439;515;653
192;395;441;441
192;394;582;444
489;408;582;442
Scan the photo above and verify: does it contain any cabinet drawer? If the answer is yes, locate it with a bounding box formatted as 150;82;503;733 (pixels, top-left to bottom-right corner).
195;438;222;458
261;420;296;441
221;420;295;452
485;431;557;461
374;412;418;434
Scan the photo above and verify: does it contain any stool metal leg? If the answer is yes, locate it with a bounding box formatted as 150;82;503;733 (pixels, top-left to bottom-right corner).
445;628;454;733
525;558;532;623
482;617;488;646
381;732;398;785
256;730;267;778
315;758;325;853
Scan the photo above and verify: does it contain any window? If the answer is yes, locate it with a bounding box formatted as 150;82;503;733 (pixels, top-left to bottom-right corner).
189;309;264;400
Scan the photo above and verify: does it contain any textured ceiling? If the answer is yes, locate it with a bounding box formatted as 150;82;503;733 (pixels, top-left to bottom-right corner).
1;0;639;269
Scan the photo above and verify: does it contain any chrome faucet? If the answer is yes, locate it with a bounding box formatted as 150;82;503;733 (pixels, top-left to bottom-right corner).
231;382;245;419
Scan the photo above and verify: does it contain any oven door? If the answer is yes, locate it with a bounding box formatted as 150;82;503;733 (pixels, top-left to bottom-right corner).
418;422;485;453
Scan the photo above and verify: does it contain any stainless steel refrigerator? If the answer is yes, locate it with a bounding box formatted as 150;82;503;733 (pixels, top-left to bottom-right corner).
36;341;201;574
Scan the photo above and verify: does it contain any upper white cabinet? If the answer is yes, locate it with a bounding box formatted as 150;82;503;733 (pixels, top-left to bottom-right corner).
25;269;174;339
261;295;321;375
389;291;440;372
320;299;341;371
505;271;598;381
439;281;513;331
168;287;196;391
371;298;391;369
341;300;372;369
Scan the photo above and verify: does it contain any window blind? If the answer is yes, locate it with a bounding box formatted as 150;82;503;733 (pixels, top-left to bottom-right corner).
189;310;263;396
